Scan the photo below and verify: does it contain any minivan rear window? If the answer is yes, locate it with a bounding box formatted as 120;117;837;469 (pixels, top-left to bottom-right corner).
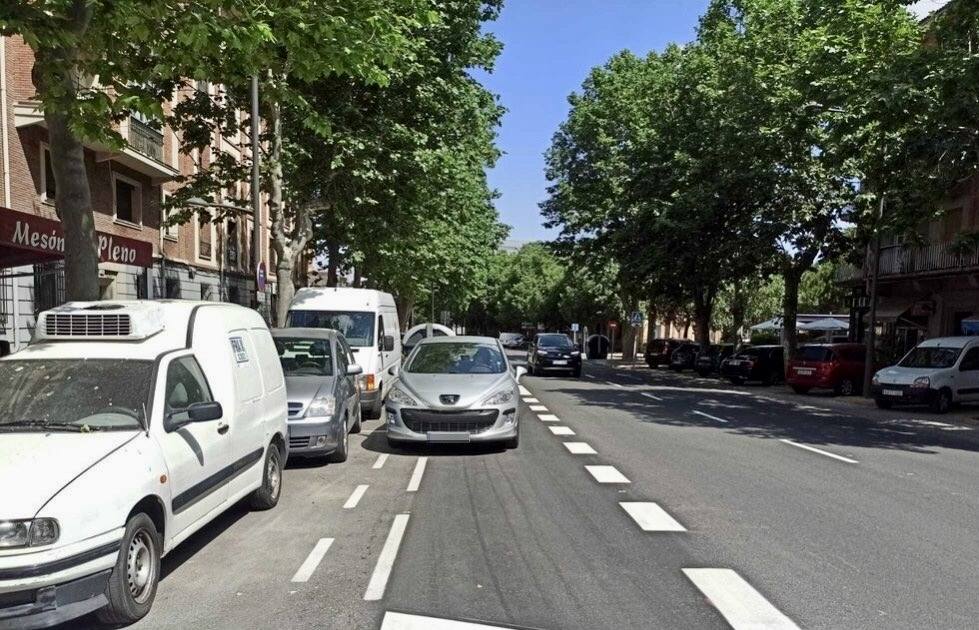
795;346;833;362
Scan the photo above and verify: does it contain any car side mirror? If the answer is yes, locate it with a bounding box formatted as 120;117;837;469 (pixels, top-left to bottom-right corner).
188;401;223;422
383;335;395;352
388;365;398;376
515;366;527;381
346;364;363;376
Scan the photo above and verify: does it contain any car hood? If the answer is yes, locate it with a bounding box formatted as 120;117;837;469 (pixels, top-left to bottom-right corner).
284;376;335;403
400;372;513;408
876;366;945;385
0;431;138;518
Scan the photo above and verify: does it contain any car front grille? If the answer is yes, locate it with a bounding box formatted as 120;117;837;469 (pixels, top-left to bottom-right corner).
45;313;132;337
289;436;311;449
401;409;499;434
287;402;304;418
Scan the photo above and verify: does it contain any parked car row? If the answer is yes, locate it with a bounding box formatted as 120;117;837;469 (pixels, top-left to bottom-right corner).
0;288;528;629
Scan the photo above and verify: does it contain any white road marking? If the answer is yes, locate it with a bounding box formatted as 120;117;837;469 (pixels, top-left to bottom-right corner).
529;405;548;412
692;410;729;424
522;397;540;403
606;381;625;388
537;413;560;422
344;484;369;509
549;426;576;436
407;457;428;492
372;454;389;469
518;385;531;396
683;568;800;630
364;514;410;601
585;374;597;379
564;442;597;455
641;392;663;401
779;439;858;464
585;465;630;483
380;611;515;629
620;502;686;532
290;538;335;583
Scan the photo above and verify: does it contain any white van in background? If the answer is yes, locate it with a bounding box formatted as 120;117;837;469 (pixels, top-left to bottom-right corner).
287;288;402;418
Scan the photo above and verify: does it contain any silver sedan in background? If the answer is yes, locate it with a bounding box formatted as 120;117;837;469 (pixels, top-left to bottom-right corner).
385;336;525;448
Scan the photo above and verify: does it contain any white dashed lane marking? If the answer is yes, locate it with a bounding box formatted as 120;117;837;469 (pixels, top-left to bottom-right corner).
563;442;597;455
549;426;575;436
522;397;540;403
518;386;531;396
343;484;369;509
364;514;410;601
606;381;624;388
585;465;630;483
537;414;560;422
372;454;388;469
620;502;686;532
529;405;548;412
407;457;428;492
683;568;800;630
641;392;663;401
380;611;515;629
692;410;729;424
779;439;858;464
291;538;335;583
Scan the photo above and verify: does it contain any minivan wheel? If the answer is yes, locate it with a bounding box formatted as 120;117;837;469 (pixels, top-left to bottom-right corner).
930;388;952;414
327;418;349;463
350;410;362;434
835;379;855;396
97;513;160;625
249;444;283;510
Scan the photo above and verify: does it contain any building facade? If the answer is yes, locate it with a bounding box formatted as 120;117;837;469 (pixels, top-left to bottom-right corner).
0;36;273;351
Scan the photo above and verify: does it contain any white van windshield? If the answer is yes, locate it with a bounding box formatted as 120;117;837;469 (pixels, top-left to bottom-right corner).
287;310;375;347
0;359;152;431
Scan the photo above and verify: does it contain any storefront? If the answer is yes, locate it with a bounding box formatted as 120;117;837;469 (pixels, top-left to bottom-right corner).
0;206;153;350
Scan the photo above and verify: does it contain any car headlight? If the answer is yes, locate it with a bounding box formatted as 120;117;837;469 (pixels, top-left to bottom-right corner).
911;376;930;389
306;395;336;418
571;351;581;356
0;518;59;548
387;385;418;406
483;389;515;406
872;373;880;386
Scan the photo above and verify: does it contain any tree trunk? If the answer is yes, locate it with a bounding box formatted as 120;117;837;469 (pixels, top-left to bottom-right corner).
275;260;295;325
621;323;636;361
33;0;99;301
693;292;713;351
682;319;691;339
326;241;340;286
352;266;362;288
729;283;747;343
782;268;802;368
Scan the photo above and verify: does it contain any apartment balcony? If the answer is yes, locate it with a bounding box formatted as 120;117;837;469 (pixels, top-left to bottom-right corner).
838;239;979;285
13;101;178;183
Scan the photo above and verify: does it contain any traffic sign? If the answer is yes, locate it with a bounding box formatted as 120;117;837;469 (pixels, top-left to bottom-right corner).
571;323;580;332
256;262;267;292
629;311;643;327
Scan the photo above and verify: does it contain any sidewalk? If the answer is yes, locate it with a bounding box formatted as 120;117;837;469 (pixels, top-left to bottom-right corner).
594;357;979;430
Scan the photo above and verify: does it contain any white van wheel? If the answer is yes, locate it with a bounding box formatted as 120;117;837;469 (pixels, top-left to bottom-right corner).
249;444;282;510
97;513;160;624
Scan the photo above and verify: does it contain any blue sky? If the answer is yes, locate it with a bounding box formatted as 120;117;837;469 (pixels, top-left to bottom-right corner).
476;1;709;242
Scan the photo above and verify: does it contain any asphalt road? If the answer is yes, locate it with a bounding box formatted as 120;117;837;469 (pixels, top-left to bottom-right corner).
63;354;979;629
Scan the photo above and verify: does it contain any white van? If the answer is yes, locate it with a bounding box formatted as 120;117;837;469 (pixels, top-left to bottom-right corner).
0;301;287;628
873;336;979;413
287;288;402;418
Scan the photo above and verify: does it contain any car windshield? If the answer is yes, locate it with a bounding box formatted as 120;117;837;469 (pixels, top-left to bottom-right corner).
899;346;961;369
0;359;152;431
407;342;507;374
287;310;375;347
275;337;333;376
538;335;573;349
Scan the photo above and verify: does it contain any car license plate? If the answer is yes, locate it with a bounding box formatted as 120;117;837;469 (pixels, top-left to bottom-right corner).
553;360;568;366
729;360;741;366
427;432;470;443
795;368;814;375
883;389;903;397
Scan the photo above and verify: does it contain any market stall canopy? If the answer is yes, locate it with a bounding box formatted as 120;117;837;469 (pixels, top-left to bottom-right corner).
799;318;849;331
750;317;782;331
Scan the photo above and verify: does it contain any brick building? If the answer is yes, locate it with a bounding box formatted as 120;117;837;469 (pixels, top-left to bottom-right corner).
0;36;273;351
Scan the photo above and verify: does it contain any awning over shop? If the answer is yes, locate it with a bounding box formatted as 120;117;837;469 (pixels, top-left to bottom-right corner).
751;317;782;331
799;317;849;331
0;206;153;270
872;299;913;322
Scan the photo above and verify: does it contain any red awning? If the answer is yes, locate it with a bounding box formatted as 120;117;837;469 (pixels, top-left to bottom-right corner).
0;206;153;269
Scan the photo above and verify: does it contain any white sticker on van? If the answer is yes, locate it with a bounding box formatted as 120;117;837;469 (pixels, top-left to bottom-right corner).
230;337;249;363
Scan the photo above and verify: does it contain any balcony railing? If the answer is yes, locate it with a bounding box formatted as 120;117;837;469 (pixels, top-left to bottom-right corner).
127;117;164;163
878;240;979;277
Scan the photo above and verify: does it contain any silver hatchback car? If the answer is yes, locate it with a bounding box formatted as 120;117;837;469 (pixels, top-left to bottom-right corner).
272;328;363;462
385;336;525;448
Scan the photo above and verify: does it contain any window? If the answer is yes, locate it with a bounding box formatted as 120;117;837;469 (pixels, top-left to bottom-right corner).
113;174;141;224
162;191;179;240
226;219;239;266
40;145;56;202
164;357;213;424
198;216;212;259
286;310;375;347
200;283;212;301
960;348;979;371
165;276;181;299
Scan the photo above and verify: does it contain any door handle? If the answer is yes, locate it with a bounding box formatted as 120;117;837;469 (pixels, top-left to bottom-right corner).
217;423;230;435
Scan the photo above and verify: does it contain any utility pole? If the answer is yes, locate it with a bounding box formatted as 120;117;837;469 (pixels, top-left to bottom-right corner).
250;75;262;309
862;196;884;397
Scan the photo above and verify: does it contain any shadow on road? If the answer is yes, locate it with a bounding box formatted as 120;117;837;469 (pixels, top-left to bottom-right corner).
359;425;509;457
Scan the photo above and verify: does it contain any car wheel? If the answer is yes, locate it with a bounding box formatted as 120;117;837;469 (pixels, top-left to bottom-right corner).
791;385;811;395
327;418;350;463
875;398;893;409
97;513;161;625
350;408;362;434
249;443;283;510
835;379;855;396
930;388;952;414
572;367;582;378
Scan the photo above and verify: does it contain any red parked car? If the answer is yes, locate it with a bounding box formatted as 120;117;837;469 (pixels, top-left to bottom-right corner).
787;343;866;396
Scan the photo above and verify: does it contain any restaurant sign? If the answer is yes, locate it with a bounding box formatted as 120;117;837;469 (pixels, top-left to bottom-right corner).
0;207;153;268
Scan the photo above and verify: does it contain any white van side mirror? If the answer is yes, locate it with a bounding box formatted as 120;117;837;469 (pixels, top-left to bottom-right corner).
346;364;363;376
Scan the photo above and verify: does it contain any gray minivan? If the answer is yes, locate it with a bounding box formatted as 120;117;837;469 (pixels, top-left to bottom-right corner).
272;328;363;462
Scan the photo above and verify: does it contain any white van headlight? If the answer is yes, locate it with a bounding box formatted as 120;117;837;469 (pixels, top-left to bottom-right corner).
911;376;931;389
307;395;336;419
483;389;515;406
387;385;417;406
0;518;59;548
